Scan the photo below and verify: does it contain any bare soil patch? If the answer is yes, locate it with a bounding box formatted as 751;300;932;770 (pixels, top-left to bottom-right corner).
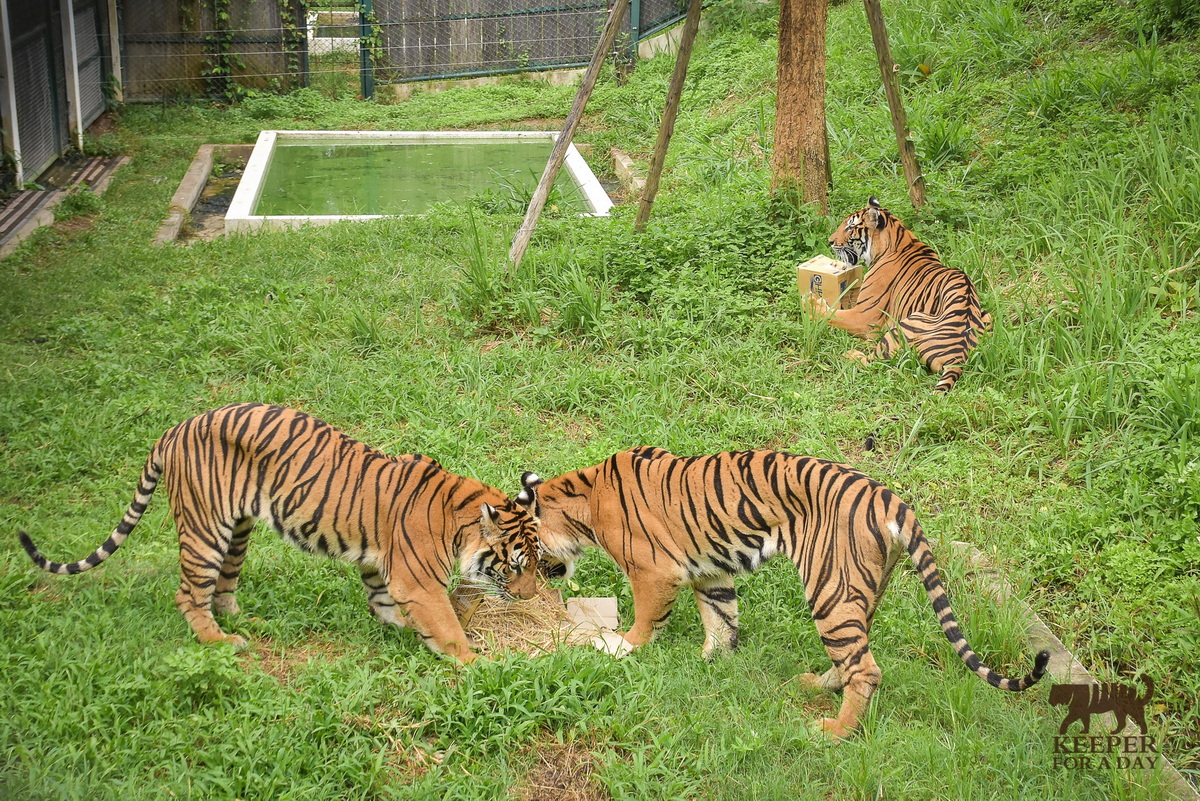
511;738;609;801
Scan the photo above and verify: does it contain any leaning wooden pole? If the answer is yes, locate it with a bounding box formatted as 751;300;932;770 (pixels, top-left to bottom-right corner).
863;0;926;208
634;0;703;232
509;0;631;267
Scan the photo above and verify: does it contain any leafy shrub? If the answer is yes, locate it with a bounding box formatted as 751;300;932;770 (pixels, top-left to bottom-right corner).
702;0;780;39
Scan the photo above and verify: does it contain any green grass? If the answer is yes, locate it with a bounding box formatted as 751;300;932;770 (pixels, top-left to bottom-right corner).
2;0;1199;797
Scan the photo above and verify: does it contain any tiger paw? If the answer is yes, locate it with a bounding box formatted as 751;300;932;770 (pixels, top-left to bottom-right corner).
817;717;853;740
845;350;870;366
797;672;824;689
212;595;241;616
804;293;833;317
222;633;250;651
700;634;736;661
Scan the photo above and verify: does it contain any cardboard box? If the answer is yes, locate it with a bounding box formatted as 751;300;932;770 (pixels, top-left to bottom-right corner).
796;255;862;310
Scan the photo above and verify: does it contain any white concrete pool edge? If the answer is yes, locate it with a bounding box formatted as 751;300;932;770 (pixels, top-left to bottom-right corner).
225;130;614;234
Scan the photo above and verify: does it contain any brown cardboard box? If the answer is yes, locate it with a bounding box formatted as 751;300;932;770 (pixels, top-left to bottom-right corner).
796;255;862;309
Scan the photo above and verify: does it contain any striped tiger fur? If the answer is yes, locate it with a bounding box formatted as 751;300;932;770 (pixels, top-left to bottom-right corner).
516;447;1048;738
18;403;540;663
806;197;992;392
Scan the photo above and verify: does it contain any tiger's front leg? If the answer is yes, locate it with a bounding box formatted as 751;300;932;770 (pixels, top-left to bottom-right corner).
359;566;411;629
622;569;682;650
693;575;739;659
392;585;477;664
805;294;888;340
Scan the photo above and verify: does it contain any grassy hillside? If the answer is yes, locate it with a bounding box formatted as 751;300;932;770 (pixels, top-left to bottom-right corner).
1;0;1197;797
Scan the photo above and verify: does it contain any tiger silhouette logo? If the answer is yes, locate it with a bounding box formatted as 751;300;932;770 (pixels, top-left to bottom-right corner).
1048;675;1154;735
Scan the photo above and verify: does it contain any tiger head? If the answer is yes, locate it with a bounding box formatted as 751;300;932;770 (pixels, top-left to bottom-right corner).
514;471;589;581
829;196;896;268
464;501;541;600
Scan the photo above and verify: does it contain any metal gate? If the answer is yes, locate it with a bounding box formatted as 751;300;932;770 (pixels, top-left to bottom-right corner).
8;2;70;179
74;0;108;128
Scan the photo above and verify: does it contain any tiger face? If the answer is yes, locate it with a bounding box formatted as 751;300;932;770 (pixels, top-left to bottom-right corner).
514;472;585;581
829;196;891;267
465;502;541;600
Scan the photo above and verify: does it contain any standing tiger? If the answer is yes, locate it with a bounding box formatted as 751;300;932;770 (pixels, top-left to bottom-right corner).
806;197;992;392
516;447;1048;738
18;403;540;664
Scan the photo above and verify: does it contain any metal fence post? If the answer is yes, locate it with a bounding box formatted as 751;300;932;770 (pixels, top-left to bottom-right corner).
359;0;374;100
629;0;641;61
296;0;310;88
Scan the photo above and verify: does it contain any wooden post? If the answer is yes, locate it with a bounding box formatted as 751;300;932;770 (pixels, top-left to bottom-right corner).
863;0;926;208
773;0;831;212
634;0;702;232
509;0;630;267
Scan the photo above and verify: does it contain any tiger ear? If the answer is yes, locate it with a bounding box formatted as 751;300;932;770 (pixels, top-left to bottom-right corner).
515;472;541;510
866;206;886;230
480;503;502;540
868;196;881;209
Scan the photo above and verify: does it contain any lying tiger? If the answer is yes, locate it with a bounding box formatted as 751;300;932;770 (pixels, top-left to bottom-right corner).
18;403;540;663
517;447;1048;738
806;197;992;392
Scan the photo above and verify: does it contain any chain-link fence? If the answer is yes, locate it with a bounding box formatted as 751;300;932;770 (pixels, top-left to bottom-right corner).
371;0;688;84
120;0;308;101
116;0;689;102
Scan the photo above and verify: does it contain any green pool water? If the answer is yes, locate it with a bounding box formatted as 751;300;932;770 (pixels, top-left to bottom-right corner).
253;140;587;216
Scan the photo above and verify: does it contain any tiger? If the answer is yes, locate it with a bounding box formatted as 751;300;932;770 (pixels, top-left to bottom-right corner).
515;446;1048;738
805;197;992;392
17;403;540;664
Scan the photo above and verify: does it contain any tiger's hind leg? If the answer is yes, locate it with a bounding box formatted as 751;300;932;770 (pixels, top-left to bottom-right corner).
807;603;880;739
359;566;411;629
693;576;739;659
901;313;973;392
174;520;248;648
213;517;253;616
802;548;901;695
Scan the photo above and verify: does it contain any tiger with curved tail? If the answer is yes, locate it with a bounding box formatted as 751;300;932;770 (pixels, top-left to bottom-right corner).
18;403;540;663
517;447;1048;738
806;197;992;392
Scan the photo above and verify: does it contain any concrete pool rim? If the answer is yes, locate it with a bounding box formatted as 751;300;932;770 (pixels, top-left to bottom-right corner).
225;129;614;233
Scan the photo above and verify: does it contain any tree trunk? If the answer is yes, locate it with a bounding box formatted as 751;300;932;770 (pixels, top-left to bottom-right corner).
773;0;830;213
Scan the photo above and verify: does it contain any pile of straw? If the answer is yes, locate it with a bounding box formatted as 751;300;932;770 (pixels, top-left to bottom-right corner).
451;581;571;657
